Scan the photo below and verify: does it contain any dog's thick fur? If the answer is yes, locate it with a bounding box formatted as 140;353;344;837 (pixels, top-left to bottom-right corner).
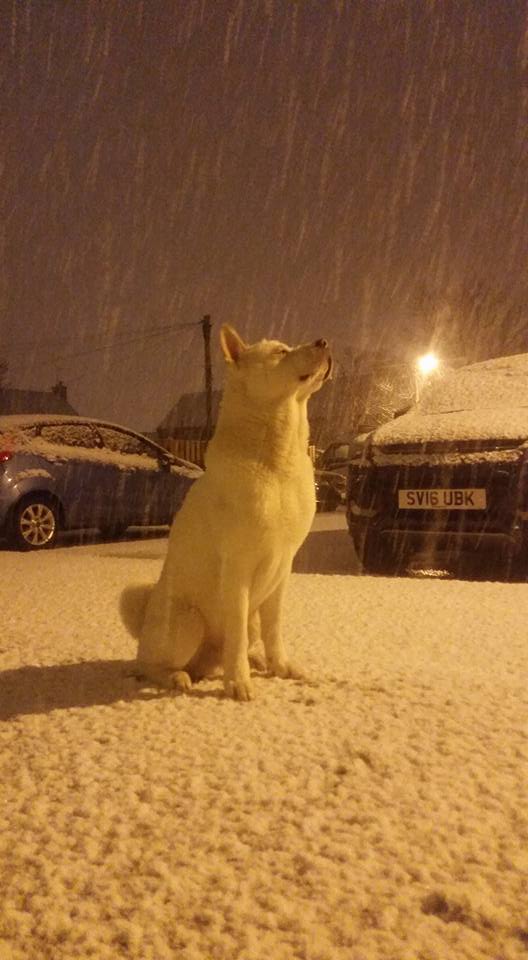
121;325;331;700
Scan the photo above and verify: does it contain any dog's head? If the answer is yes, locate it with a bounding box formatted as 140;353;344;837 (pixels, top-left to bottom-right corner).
220;325;332;403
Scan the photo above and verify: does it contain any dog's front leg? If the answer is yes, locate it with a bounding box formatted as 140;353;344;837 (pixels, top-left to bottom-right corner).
260;578;305;681
221;575;253;701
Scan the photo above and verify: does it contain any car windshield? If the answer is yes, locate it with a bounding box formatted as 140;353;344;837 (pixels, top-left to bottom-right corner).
417;355;528;416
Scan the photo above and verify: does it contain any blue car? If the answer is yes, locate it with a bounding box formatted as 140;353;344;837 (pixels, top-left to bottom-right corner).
0;414;202;550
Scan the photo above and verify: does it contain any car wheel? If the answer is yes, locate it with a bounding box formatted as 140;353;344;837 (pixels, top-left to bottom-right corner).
10;495;60;551
359;528;406;576
99;523;128;541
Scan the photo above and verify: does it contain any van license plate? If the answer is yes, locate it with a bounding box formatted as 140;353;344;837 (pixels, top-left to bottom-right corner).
398;488;487;510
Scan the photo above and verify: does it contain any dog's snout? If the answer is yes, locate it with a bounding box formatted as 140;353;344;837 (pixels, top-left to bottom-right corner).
314;338;328;349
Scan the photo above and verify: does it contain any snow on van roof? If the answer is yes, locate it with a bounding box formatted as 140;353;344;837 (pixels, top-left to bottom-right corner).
418;352;528;415
373;353;528;446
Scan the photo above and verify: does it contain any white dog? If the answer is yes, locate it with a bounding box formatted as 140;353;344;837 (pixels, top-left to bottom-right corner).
122;325;331;700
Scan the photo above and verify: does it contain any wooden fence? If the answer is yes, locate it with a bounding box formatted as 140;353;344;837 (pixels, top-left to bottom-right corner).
163;437;209;467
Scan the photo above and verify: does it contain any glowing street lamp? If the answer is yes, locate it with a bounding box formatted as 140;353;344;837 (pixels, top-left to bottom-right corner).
416;352;439;376
415;352;440;400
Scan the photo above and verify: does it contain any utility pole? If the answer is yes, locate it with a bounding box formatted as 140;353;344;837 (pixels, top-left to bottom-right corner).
201;314;213;438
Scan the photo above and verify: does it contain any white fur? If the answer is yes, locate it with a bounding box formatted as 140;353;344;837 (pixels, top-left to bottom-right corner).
124;325;331;700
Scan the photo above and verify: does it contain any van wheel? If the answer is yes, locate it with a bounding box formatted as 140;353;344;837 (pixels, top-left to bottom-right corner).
10;496;60;551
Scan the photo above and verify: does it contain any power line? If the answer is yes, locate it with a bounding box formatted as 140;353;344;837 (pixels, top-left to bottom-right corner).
6;318;202;367
5;319;200;353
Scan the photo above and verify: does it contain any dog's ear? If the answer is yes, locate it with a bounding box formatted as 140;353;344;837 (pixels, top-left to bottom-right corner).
220;325;247;364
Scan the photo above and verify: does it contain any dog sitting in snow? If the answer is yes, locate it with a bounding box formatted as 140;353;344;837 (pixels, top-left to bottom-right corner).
121;325;332;700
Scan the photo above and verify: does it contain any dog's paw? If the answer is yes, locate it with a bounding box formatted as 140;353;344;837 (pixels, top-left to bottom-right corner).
268;658;306;681
168;670;193;692
224;676;255;701
135;667;192;692
248;651;267;673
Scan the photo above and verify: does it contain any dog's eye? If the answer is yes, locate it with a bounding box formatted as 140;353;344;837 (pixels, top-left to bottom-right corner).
277;348;289;355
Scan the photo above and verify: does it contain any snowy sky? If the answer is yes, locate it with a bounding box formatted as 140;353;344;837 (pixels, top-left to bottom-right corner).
1;0;527;431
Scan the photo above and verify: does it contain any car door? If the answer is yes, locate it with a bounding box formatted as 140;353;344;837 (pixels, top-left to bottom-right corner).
37;422;113;529
94;426;171;526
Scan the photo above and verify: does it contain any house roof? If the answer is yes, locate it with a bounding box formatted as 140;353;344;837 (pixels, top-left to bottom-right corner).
158;390;222;434
0;388;78;416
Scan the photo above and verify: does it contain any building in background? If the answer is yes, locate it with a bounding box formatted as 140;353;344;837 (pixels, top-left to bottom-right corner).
0;381;78;417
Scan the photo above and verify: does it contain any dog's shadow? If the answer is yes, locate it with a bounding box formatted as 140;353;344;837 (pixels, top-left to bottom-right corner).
0;659;226;721
0;659;133;720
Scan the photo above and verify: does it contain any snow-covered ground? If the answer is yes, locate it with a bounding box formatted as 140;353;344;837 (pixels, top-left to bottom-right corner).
1;515;527;960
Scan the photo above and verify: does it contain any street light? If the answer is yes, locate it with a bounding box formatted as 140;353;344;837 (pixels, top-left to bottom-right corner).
415;352;440;400
416;352;439;376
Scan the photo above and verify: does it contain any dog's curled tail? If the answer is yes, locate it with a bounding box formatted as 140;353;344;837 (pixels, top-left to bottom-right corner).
120;584;151;639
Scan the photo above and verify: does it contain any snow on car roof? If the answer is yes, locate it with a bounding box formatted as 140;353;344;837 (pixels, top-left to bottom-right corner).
0;414;201;475
0;413;149;435
0;413;168;451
